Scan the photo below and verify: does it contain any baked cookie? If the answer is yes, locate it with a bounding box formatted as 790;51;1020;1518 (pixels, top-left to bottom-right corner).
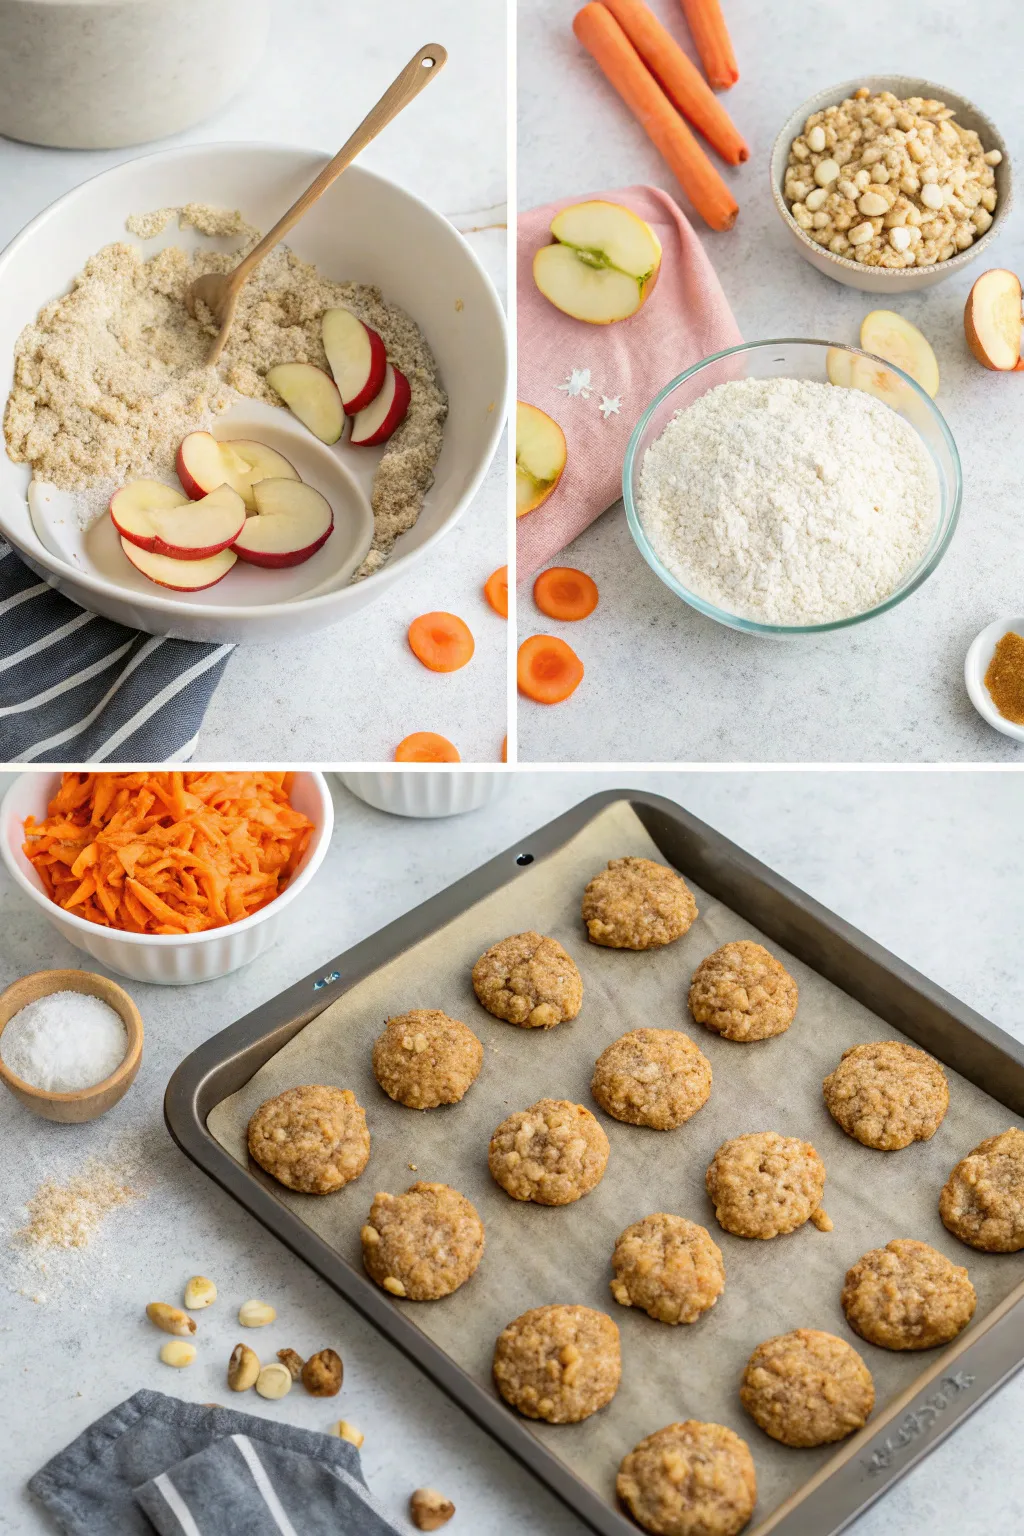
493;1304;621;1423
688;941;797;1042
705;1132;831;1239
582;857;697;950
360;1182;484;1300
610;1213;725;1325
616;1421;756;1536
472;932;582;1029
841;1239;975;1350
591;1029;712;1130
372;1010;483;1109
823;1040;949;1150
740;1329;874;1447
939;1128;1024;1252
489;1098;609;1205
247;1085;370;1195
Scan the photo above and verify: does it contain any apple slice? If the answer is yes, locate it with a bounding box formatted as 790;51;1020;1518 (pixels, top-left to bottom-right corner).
266;362;345;444
349;364;411;446
516;402;567;518
964;269;1023;372
120;537;236;591
322;308;388;413
231;478;334;568
112;483;246;560
533;199;662;324
860;310;940;397
176;432;299;510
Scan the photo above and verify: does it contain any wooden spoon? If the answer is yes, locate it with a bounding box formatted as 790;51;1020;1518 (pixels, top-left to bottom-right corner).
186;42;447;365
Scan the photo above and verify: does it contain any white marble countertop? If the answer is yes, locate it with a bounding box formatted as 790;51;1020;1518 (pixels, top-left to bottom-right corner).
517;0;1024;763
0;0;508;764
2;768;1023;1534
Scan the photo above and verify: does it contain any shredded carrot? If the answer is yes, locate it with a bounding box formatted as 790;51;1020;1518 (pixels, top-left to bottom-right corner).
533;567;599;622
484;566;509;619
518;636;585;704
407;612;476;673
22;772;314;934
395;732;461;763
678;0;738;90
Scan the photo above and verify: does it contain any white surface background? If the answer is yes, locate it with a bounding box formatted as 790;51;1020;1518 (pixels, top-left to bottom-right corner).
517;0;1024;763
0;0;508;764
1;768;1023;1535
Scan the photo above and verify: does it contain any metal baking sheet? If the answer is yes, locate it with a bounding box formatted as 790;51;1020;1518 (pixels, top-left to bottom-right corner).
165;790;1024;1536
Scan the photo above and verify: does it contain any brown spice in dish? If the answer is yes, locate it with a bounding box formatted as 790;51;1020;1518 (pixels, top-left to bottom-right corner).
984;631;1024;724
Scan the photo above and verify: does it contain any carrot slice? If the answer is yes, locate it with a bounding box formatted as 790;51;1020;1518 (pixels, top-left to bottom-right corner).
533;567;599;622
518;636;585;704
484;566;509;619
408;611;476;672
678;0;738;90
395;732;461;763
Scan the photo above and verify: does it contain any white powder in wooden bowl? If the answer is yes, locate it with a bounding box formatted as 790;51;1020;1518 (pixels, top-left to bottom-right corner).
3;205;447;577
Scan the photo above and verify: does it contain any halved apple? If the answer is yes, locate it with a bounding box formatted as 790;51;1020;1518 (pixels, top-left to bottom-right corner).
322;308;387;413
176;432;299;510
349;364;411;446
266;362;345;444
533;200;662;324
120;537;236;590
860;310;939;397
232;478;334;568
964;269;1023;371
112;482;246;560
516;402;567;517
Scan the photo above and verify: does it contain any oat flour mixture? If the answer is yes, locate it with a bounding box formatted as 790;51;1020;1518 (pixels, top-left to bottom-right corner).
3;204;447;576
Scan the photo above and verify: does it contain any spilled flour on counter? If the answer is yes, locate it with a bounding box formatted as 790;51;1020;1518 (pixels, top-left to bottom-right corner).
3;204;447;577
636;377;939;626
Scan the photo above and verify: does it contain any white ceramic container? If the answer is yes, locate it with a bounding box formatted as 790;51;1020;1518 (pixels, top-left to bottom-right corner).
0;0;270;149
0;143;508;643
337;770;510;818
0;771;334;983
965;616;1024;744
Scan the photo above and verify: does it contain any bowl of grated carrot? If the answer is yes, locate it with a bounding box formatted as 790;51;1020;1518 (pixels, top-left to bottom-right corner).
0;770;333;985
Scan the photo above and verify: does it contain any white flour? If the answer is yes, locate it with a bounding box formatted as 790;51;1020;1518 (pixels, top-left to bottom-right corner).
636;377;940;626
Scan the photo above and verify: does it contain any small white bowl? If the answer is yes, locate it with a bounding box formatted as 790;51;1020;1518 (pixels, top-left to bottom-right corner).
0;771;334;983
337;770;509;818
770;75;1011;293
965;617;1024;743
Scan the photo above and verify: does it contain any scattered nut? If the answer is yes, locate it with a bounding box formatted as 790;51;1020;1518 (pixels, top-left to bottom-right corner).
146;1303;196;1337
360;1224;380;1247
183;1276;217;1310
410;1488;456;1531
238;1299;277;1328
277;1348;305;1381
255;1363;293;1400
302;1348;343;1397
331;1420;364;1448
228;1344;261;1392
160;1340;196;1368
382;1276;407;1297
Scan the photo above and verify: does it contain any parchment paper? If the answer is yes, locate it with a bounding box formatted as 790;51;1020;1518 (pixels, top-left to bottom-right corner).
208;801;1024;1525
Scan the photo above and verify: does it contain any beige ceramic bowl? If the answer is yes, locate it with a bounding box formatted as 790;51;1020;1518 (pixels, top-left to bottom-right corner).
770;75;1011;293
0;969;143;1122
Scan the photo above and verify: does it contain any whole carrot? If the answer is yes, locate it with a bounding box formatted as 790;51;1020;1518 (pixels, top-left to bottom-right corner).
679;0;738;90
573;3;738;232
602;0;747;164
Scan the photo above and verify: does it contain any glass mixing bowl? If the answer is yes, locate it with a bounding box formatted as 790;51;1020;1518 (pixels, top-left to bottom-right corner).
622;338;962;637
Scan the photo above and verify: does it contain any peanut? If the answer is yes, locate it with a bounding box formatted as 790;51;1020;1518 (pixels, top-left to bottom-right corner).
238;1299;276;1328
160;1340;196;1368
147;1303;196;1337
330;1420;364;1448
183;1276;217;1310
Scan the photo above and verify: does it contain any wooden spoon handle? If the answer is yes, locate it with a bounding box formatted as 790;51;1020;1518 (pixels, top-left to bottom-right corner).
229;43;447;290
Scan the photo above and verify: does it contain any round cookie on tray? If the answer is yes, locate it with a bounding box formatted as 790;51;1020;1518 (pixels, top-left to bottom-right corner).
489;1098;609;1205
688;940;798;1042
740;1329;875;1448
472;932;582;1029
247;1085;370;1195
823;1039;949;1149
706;1132;831;1238
493;1304;621;1424
582;857;698;950
610;1213;725;1325
372;1009;483;1109
591;1028;712;1129
361;1182;484;1300
940;1128;1024;1252
616;1420;757;1536
842;1239;976;1350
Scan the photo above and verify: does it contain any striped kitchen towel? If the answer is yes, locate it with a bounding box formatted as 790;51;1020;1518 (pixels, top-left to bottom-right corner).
0;544;233;764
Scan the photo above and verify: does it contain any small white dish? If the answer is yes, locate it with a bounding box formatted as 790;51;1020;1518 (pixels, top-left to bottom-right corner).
337;770;509;818
965;617;1024;743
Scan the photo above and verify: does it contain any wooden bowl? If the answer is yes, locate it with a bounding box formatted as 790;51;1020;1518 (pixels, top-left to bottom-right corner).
0;969;143;1122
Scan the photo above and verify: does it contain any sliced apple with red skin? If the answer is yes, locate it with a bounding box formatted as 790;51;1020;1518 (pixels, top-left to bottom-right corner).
964;269;1023;371
231;478;334;568
176;432;299;510
111;482;246;560
349;364;411;446
266;362;345;444
120;537;236;590
322;308;387;412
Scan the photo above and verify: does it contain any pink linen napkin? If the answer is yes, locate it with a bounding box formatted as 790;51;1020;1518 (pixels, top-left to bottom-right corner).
516;184;742;580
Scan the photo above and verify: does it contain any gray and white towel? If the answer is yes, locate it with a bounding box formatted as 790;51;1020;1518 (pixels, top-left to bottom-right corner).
0;544;232;764
29;1389;400;1536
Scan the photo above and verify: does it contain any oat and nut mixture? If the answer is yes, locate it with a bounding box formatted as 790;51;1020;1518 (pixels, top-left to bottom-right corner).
3;205;447;575
783;88;1001;268
616;1421;757;1536
689;942;798;1043
493;1303;621;1423
939;1128;1024;1252
705;1131;831;1239
582;857;698;950
841;1238;976;1350
472;931;583;1029
246;1084;370;1195
591;1028;712;1130
823;1040;949;1150
361;1182;484;1301
372;1010;483;1109
488;1097;610;1205
610;1213;725;1325
740;1329;875;1447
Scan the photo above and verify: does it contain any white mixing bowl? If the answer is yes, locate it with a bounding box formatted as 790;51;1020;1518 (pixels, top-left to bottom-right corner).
0;143;507;643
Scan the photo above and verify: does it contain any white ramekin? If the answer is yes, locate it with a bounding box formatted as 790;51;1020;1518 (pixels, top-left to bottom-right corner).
0;771;334;985
337;771;510;819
